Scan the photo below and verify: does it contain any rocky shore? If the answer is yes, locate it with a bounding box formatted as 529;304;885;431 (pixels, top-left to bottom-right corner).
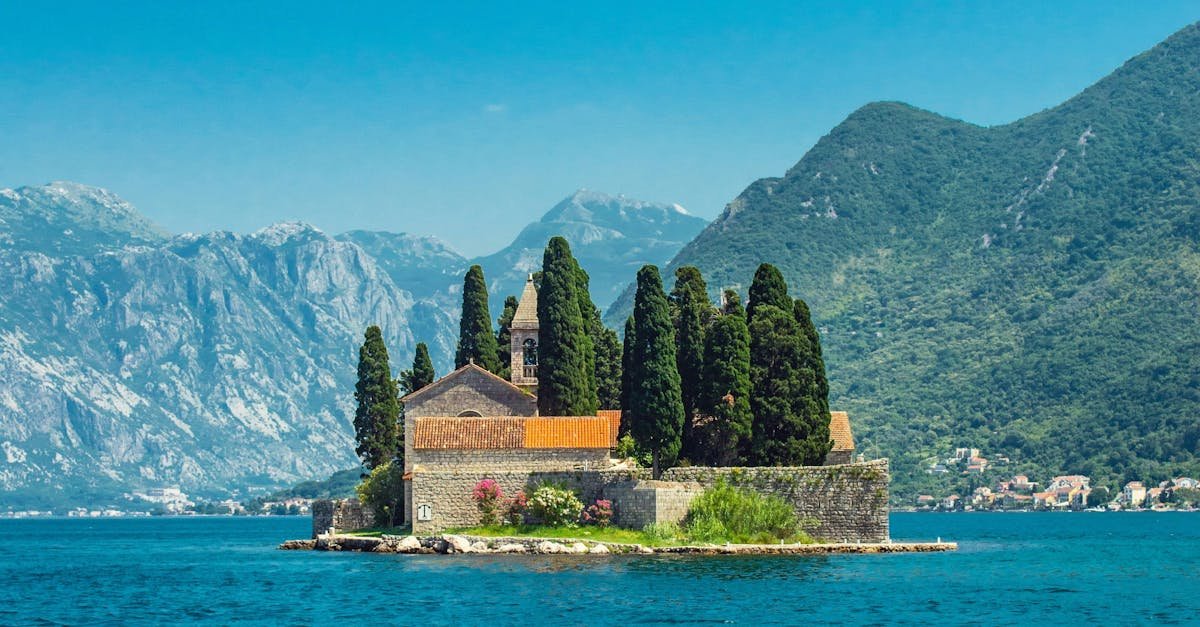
279;534;956;556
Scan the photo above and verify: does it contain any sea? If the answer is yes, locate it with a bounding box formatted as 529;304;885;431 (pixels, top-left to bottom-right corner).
0;512;1195;625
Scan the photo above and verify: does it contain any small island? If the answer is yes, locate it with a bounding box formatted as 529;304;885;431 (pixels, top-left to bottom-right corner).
286;240;954;555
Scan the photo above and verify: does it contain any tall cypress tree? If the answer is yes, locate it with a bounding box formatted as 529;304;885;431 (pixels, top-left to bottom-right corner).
455;265;502;373
700;295;753;466
670;266;710;463
793;298;832;464
537;237;598;415
627;265;685;478
572;261;623;409
748;304;827;466
495;295;519;379
353;325;401;470
746;263;790;324
399;342;435;395
573;261;599;404
619;316;637;436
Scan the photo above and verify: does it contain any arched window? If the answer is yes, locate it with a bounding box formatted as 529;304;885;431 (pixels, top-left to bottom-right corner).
457;410;482;417
522;338;538;365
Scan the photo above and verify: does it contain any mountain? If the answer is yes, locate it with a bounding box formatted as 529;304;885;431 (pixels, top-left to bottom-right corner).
609;23;1200;498
0;183;698;508
473;189;707;310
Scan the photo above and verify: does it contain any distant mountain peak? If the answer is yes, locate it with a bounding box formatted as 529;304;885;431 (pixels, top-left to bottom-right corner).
0;181;168;255
252;221;325;246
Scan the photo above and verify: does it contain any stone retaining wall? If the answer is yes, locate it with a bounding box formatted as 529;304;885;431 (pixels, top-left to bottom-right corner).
311;498;375;538
602;480;704;529
413;448;611;469
410;468;642;533
662;460;890;542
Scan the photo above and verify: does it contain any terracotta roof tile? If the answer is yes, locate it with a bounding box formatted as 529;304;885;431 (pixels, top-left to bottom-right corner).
829;411;854;452
597;410;622;447
413;415;616;450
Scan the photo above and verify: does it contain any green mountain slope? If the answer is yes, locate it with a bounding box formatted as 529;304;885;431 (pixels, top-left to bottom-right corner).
608;22;1200;499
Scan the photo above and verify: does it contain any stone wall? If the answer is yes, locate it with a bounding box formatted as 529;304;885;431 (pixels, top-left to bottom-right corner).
412;448;611;470
602;480;703;529
410;468;642;533
311;498;376;538
661;460;890;542
404;368;537;418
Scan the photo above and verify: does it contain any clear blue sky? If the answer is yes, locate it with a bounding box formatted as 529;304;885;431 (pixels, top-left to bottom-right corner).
1;2;1196;253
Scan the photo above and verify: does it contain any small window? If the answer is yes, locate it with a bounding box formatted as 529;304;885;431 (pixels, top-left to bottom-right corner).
523;338;538;365
457;410;482;417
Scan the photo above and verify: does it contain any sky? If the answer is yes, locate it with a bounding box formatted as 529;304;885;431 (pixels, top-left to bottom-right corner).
1;2;1197;253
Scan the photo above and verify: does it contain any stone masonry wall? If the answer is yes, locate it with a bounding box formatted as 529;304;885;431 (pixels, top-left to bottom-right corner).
602;480;704;529
413;448;611;470
410;468;642;534
404;369;537;418
661;460;890;542
311;498;376;538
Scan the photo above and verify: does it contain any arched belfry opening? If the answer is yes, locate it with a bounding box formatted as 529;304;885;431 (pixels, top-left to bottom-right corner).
510;274;539;391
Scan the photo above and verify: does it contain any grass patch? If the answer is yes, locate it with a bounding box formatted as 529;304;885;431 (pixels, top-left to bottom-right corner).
447;524;689;547
343;525;411;537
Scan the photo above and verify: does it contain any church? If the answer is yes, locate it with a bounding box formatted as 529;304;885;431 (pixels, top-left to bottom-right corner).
398;275;857;531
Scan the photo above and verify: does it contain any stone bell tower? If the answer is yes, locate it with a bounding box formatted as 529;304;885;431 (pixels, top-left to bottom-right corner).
510;274;539;391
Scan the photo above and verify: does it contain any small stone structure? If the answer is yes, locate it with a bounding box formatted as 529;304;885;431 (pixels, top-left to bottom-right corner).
311;498;375;538
662;460;890;542
603;480;704;529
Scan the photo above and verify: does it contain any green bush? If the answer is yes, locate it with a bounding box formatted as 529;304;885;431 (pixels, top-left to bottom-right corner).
526;483;584;527
642;522;682;543
684;481;803;543
355;460;405;528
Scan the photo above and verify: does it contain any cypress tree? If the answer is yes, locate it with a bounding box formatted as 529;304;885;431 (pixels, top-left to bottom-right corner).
455;265;502;373
793;298;832;464
495;295;519;379
627;265;685;478
400;342;435;395
747;305;811;466
746;263;790;324
537;237;598;415
573;261;622;409
573;260;599;404
353;325;401;470
700;296;753;466
722;288;744;316
619;316;636;436
670;266;710;463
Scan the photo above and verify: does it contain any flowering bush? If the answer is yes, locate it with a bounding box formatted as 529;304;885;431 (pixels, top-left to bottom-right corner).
504;490;528;525
527;484;584;527
582;499;614;528
471;479;504;526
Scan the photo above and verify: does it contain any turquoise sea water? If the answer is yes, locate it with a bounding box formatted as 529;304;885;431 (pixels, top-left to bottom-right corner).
0;512;1196;625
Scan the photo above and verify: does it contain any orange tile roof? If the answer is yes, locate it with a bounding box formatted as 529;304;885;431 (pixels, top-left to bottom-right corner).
829;411;854;452
412;415;617;450
597;410;622;446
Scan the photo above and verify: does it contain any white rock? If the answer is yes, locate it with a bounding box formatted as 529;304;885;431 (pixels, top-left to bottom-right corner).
535;541;566;554
570;542;589;554
443;535;473;553
637;545;655;554
588;544;610;555
496;543;527;554
397;536;422;553
471;541;489;553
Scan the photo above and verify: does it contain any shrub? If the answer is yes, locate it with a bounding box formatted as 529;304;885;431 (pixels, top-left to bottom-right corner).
526;483;584;527
582;499;614;528
355;460;405;528
684;480;803;543
504;490;528;525
471;479;504;526
642;522;682;543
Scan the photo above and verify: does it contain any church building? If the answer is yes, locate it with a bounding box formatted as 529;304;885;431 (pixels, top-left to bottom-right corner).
398;275;855;529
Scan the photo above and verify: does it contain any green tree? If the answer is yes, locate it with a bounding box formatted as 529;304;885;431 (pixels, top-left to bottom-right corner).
573;260;599;405
626;265;686;477
353;325;401;470
748;306;811;466
619;316;636;435
670;266;711;463
495;295;519;379
746;263;790;324
398;342;435;395
575;261;623;409
455;265;502;373
793;298;831;461
356;460;405;527
537;237;599;415
700;291;753;466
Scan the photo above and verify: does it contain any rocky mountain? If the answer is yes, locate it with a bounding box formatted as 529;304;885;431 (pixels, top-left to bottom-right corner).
609;23;1200;498
473;189;707;309
0;183;696;508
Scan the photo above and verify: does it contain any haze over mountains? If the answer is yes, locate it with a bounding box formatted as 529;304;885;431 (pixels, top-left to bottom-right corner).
610;22;1200;497
0;184;704;507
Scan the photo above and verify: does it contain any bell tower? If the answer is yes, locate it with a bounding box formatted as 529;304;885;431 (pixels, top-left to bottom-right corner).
510;274;539;391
